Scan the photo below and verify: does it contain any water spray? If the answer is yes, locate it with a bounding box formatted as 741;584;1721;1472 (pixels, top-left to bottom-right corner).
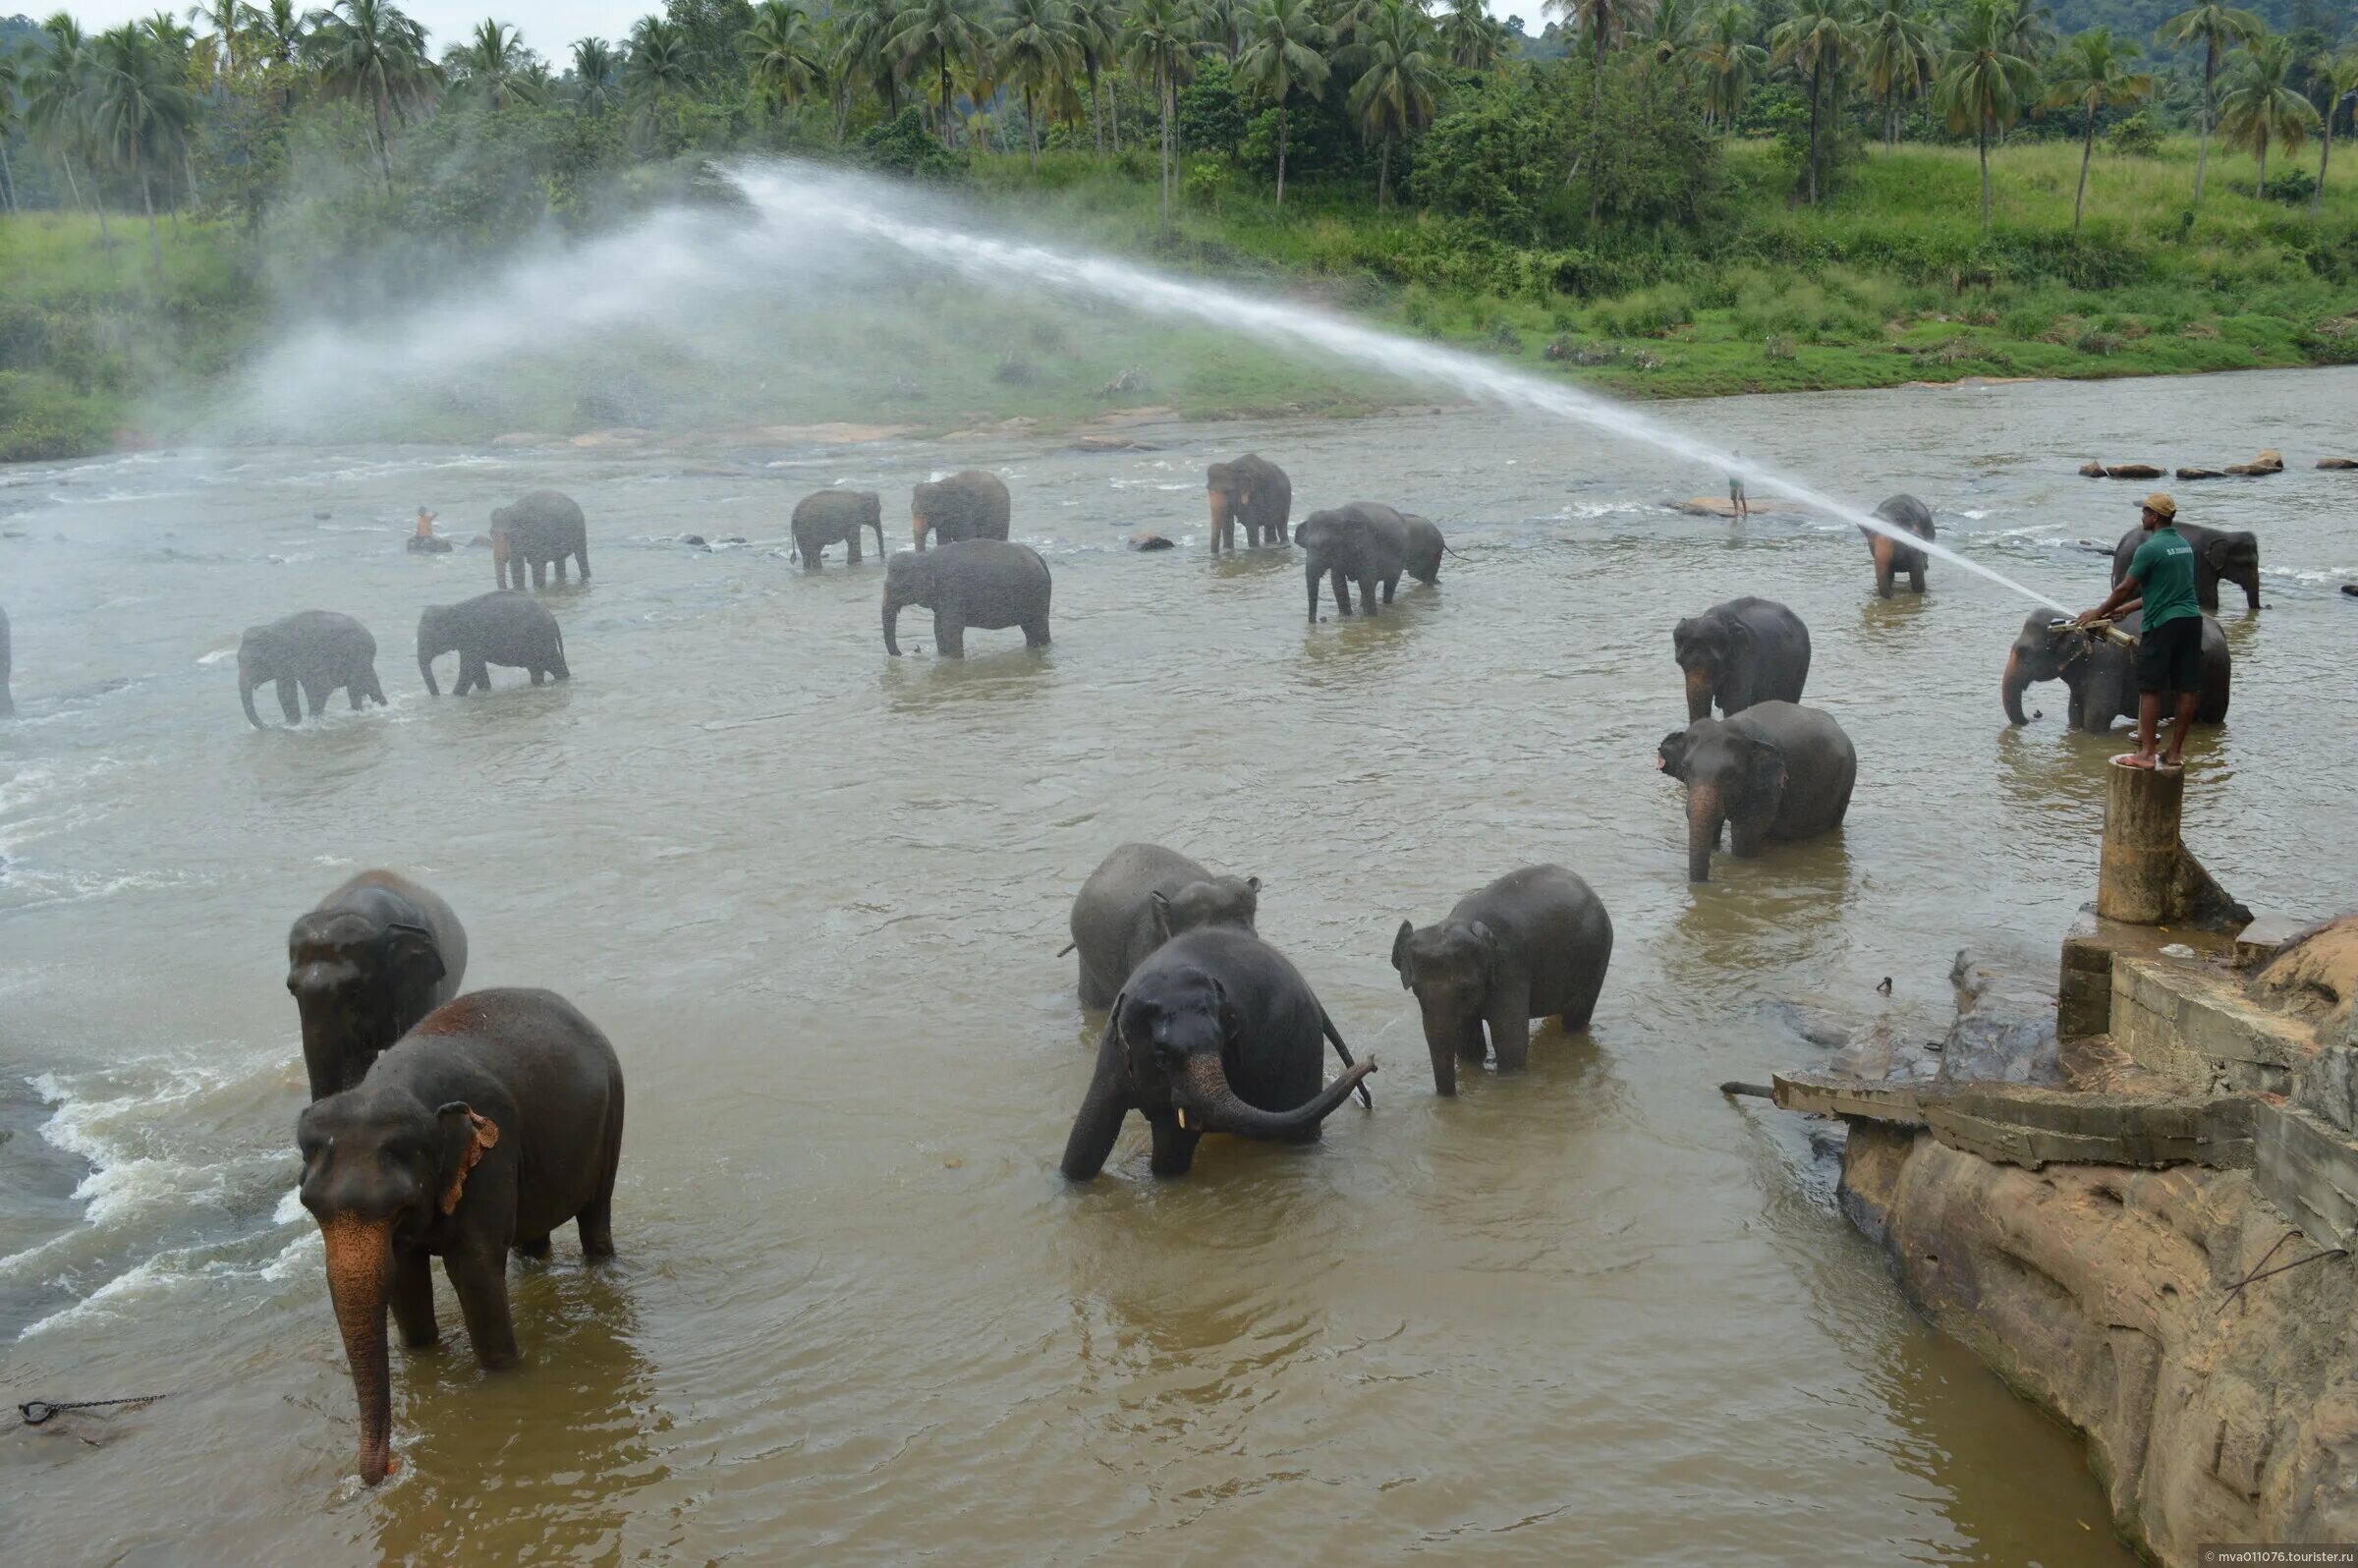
731;164;2078;616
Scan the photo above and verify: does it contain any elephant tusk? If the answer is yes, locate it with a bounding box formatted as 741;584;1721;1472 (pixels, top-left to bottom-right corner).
1176;1108;1191;1132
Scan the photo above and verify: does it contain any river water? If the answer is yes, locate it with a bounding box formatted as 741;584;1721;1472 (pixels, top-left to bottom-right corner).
3;365;2352;1562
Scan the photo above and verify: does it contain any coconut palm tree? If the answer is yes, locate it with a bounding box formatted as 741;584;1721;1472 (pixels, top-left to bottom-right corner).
832;0;905;118
1345;0;1437;209
888;0;993;142
1435;0;1503;74
1234;0;1327;204
1768;0;1858;204
23;14;101;231
998;0;1075;166
1120;0;1199;224
2311;45;2358;222
572;36;619;113
0;48;21;211
1067;0;1118;150
253;0;305;67
186;0;248;79
1639;0;1703;98
2046;27;2151;229
742;0;826;118
1694;1;1766;133
1544;0;1657;219
1858;0;1937;149
87;23;199;267
2162;3;2264;204
1933;0;2036;231
311;0;437;195
2218;34;2319;196
444;19;544;109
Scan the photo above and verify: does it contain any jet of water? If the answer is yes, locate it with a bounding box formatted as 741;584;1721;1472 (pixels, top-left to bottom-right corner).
731;163;2075;615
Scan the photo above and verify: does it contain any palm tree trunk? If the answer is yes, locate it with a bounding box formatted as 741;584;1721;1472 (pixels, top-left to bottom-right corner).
1027;85;1039;167
1588;30;1605;223
2318;111;2334;223
59;153;87;214
1159;76;1172;227
2193;49;2215;203
1110;79;1119;149
2076;108;2095;230
0;145;15;211
1807;58;1823;204
372;91;393;196
1276;100;1288;207
1978;124;1992;232
1378;131;1392;209
1091;72;1102;154
2254;139;2266;198
140;165;161;272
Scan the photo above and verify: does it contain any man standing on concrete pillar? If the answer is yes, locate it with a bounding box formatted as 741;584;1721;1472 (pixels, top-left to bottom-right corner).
2077;492;2203;770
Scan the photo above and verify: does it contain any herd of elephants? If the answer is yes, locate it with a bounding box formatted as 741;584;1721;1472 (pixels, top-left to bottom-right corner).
0;449;2271;1488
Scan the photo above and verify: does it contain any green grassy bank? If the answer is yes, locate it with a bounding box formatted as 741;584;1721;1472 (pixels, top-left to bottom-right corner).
2;134;2353;462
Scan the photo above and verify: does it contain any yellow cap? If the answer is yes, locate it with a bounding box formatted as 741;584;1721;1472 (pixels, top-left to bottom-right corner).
2143;492;2177;519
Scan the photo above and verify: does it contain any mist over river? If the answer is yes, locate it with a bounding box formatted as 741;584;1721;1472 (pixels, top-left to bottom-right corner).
3;365;2353;1563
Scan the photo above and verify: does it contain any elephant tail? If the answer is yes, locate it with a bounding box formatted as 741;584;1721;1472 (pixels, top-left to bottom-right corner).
1320;1010;1375;1109
1442;541;1469;561
1055;941;1076;957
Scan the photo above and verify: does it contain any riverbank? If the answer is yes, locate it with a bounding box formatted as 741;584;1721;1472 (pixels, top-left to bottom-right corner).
4;138;2353;461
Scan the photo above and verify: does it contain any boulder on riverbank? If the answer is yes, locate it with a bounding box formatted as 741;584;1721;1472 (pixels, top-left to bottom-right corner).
2175;467;2227;480
2224;449;2284;476
1070;434;1162;453
1672;495;1798;518
1127;532;1175;551
2318;457;2357;471
2079;461;2166;479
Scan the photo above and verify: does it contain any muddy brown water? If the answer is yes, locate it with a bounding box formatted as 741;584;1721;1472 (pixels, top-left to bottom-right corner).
4;366;2354;1563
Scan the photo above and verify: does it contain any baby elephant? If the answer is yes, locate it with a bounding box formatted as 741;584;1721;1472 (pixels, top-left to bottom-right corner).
1064;842;1261;1008
1061;927;1376;1180
1672;597;1811;721
1391;865;1614;1095
792;488;885;569
419;591;569;695
490;490;590;589
1864;494;1936;598
1659;700;1857;882
290;869;469;1100
298;987;624;1485
882;541;1051;658
239;610;388;727
1296;502;1412;622
911;470;1011;551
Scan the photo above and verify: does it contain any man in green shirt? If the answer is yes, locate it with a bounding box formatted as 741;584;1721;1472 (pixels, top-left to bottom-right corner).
2077;492;2204;769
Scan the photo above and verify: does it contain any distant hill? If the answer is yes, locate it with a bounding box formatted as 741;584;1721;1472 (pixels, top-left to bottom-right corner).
2045;0;2311;42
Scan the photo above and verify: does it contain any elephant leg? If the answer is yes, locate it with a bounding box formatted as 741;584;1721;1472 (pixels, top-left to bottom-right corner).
1078;958;1112;1010
388;1246;439;1350
549;645;570;680
444;1243;519;1370
1022;616;1050;649
530;667;546;687
275;677;301;724
514;1232;551;1260
463;655;490;695
576;548;590;582
346;682;364;710
1330;569;1352;618
845;533;862;566
531;560;547;589
1486;982;1535;1073
1559;964;1606;1032
1148;1113;1202;1176
1060;1021;1131;1180
1909;566;1926;593
1381;573;1398;605
1360;573;1381;612
303;679;330;717
933;611;965;659
552;558;569;584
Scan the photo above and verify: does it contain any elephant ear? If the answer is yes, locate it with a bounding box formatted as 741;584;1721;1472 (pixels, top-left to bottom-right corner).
434;1102;501;1215
1739;735;1788;811
1468;921;1499;987
1390;920;1417;987
383;922;446;998
1147;891;1175;948
1657;731;1691;778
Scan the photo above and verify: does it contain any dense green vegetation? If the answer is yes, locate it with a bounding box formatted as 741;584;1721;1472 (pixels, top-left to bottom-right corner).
0;0;2353;459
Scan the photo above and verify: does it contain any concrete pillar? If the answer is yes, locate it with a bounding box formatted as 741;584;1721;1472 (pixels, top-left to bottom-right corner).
2098;759;2184;924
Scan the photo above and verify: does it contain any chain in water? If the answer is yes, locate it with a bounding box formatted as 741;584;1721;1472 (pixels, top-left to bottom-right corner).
735;163;2074;615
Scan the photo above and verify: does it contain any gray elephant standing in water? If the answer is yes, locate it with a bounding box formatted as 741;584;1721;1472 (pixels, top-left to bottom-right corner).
490;490;590;589
2108;521;2261;613
1865;494;1935;597
1391;865;1613;1095
1672;597;1811;721
1658;700;1856;882
418;591;569;695
881;541;1051;657
1206;454;1292;551
792;489;885;569
290;869;469;1100
1400;513;1451;584
0;602;13;716
1064;843;1262;1008
1297;503;1411;621
2002;609;2230;732
239;611;388;727
910;471;1011;551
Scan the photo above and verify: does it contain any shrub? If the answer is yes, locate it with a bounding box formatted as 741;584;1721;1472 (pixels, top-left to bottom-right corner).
1181;157;1230;210
2075;328;2122;356
1763;332;1796;361
2106;112;2162;157
2262;170;2317;204
857;108;959;180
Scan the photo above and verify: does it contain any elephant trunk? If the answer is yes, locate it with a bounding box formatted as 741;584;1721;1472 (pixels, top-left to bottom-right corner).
1207;490;1230;544
1419;1004;1479;1097
1871;534;1896;598
320;1213;397;1484
911;512;929;552
1176;1051;1374;1140
1683;666;1713;722
2001;646;2033;726
2237;568;2261;611
490;532;509;588
238;655;266;728
1686;783;1725;883
882;594;903;656
1303;556;1322;623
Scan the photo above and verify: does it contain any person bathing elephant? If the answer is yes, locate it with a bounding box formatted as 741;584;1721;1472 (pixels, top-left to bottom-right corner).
418;591;569;695
290;870;470;1100
1297;503;1412;622
1205;455;1292;551
1658;700;1857;882
2002;609;2230;732
1865;494;1936;597
1391;865;1613;1095
239;610;388;728
1671;597;1811;721
490;490;590;589
1060;927;1376;1180
882;540;1051;657
2108;520;2261;613
298;987;624;1485
791;489;885;569
911;471;1011;551
1064;843;1262;1008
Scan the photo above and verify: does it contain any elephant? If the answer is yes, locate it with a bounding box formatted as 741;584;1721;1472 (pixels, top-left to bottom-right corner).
1063;842;1261;1009
2109;521;2261;612
1060;926;1376;1180
418;591;569;696
1390;865;1614;1095
1206;454;1292;551
1865;493;1936;597
911;470;1011;551
1658;700;1857;882
1296;503;1411;622
289;870;470;1101
882;540;1051;657
239;610;388;728
297;987;624;1485
2001;609;2231;732
1671;596;1811;721
1400;513;1451;585
1;602;12;716
489;490;590;589
791;489;885;569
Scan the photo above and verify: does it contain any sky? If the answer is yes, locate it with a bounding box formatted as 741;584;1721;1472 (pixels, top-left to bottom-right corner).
25;1;1537;65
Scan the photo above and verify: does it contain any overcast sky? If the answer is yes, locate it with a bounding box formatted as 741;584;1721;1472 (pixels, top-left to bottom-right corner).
30;1;1536;63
